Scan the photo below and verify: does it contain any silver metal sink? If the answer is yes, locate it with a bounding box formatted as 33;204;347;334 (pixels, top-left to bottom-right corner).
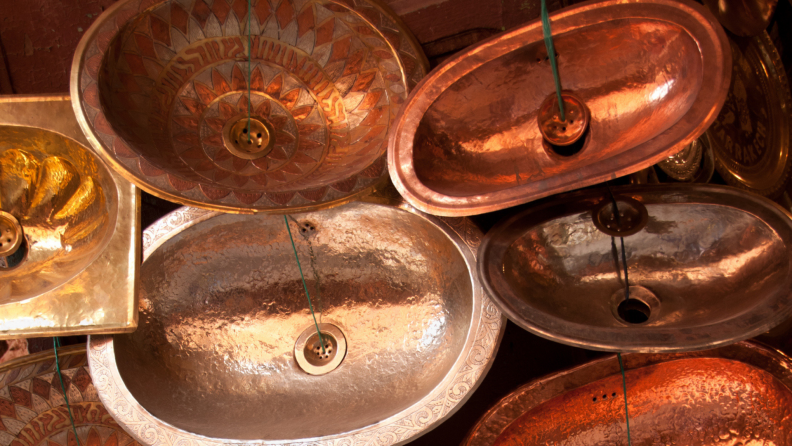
88;202;503;445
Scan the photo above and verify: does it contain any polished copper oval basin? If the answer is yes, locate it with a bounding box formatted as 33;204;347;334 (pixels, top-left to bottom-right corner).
88;203;503;445
388;0;731;217
463;341;792;446
479;184;792;352
0;125;117;303
72;0;427;213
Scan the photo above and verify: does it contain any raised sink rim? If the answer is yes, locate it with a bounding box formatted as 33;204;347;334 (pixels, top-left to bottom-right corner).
387;0;731;217
462;340;792;446
478;184;792;352
88;202;505;446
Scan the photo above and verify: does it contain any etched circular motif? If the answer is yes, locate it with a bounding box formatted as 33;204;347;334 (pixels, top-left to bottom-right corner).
73;0;428;212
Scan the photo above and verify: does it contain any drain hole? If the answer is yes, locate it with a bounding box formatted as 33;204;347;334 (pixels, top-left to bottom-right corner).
617;298;651;324
0;238;28;270
544;127;589;157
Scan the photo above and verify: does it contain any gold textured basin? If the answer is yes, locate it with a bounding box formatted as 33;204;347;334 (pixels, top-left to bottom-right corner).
71;0;427;213
88;202;503;445
479;184;792;352
0;125;116;303
388;0;731;216
463;341;792;446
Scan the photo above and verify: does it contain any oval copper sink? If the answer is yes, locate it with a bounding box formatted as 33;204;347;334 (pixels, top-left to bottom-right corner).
0;125;117;303
479;184;792;352
463;341;792;446
388;0;731;216
71;0;427;213
88;203;503;445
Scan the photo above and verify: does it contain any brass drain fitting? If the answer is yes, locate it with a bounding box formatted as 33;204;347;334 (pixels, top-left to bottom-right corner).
294;323;347;376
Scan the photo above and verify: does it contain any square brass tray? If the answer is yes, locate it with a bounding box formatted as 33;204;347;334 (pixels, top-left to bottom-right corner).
0;95;139;338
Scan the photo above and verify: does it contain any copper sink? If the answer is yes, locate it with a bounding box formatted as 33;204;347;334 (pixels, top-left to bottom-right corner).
463;341;792;446
388;0;731;216
88;202;503;445
479;184;792;352
71;0;427;213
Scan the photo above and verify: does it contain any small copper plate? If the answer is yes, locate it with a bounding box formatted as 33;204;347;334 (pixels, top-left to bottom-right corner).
463;341;792;446
479;184;792;352
709;32;792;197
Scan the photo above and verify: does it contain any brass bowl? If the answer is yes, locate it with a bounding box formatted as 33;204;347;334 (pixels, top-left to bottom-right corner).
479;184;792;352
388;0;731;216
88;202;504;445
463;341;792;446
71;0;427;213
0;125;117;303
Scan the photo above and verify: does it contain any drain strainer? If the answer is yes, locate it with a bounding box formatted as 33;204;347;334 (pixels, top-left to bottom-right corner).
592;196;649;237
0;211;23;258
294;323;347;375
222;115;275;160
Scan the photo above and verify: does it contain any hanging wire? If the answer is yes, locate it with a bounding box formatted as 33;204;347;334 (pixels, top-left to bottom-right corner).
540;0;566;121
284;216;326;354
605;183;631;301
53;338;82;446
617;353;633;446
246;0;252;142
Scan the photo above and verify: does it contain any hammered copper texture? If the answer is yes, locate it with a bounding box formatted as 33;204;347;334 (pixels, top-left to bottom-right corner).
0;125;116;303
463;342;792;446
72;0;428;213
478;184;792;352
88;203;504;445
0;346;144;446
388;0;731;216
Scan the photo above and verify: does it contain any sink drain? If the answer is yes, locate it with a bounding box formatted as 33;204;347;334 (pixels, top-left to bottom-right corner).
610;286;660;325
294;323;347;375
222;115;275;160
592;196;649;237
0;211;23;258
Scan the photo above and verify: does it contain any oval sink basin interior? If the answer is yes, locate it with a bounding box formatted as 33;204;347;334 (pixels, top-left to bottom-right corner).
463;342;792;446
479;184;792;352
0;125;117;303
90;202;502;444
388;0;731;216
72;0;427;213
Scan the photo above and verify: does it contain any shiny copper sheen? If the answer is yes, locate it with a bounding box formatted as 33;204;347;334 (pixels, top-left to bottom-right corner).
479;184;792;352
657;137;703;181
223;117;275;160
463;341;792;446
0;345;144;446
0;211;23;257
591;196;648;237
709;32;791;197
537;92;589;147
0;95;140;339
71;0;428;214
704;0;777;36
88;202;504;445
388;0;731;217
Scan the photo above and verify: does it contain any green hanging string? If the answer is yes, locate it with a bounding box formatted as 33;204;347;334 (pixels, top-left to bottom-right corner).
284;216;326;354
540;0;565;121
617;353;633;446
53;338;82;446
246;0;252;142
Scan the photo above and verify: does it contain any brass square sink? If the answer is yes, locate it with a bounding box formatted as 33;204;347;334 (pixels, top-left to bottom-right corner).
0;95;140;339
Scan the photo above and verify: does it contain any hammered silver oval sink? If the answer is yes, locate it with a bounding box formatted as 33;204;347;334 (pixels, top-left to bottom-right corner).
88;202;503;445
479;184;792;352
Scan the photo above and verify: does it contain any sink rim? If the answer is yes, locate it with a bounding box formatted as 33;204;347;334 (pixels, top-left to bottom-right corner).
478;184;792;352
88;202;505;446
387;0;731;217
462;340;792;446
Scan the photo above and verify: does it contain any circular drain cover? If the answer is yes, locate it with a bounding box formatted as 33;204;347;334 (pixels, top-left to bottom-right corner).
0;211;23;258
294;323;347;376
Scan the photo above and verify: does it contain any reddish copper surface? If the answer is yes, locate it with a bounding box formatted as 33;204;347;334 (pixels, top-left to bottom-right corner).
388;0;731;216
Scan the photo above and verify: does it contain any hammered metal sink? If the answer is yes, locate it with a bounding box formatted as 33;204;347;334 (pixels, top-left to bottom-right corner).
72;0;427;213
0;111;117;303
388;0;731;216
463;341;792;446
479;184;792;352
88;202;503;445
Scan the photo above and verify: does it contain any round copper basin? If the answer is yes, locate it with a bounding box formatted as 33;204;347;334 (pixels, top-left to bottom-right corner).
479;184;792;352
0;125;117;303
71;0;427;213
388;0;731;216
463;341;792;446
88;202;503;444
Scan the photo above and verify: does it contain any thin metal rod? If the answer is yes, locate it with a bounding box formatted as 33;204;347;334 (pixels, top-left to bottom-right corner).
540;0;565;121
53;338;82;446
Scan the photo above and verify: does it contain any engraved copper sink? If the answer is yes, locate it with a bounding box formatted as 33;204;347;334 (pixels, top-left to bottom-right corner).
71;0;427;213
88;202;504;445
479;184;792;352
388;0;731;217
463;341;792;446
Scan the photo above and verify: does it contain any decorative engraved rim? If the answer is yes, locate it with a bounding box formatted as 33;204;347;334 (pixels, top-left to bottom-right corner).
88;203;505;446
